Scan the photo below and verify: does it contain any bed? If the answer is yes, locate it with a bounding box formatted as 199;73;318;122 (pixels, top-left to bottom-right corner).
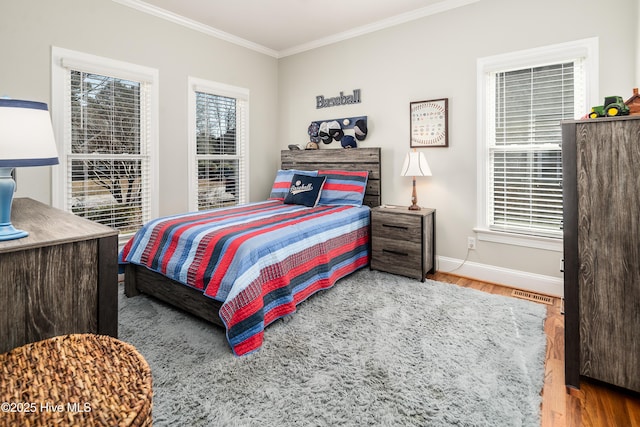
121;148;381;355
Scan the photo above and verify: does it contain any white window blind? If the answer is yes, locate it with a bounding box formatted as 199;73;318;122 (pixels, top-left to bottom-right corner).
64;69;152;241
192;84;248;210
487;61;582;238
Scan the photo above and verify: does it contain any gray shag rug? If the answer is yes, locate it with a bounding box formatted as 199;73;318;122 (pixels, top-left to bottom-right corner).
119;269;547;427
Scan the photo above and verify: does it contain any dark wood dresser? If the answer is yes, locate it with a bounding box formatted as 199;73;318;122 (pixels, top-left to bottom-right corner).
370;206;435;282
0;198;118;353
562;116;640;393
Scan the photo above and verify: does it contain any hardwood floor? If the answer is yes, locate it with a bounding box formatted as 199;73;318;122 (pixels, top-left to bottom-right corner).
427;271;640;427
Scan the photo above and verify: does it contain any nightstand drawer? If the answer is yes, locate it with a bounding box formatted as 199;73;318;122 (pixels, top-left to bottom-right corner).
371;237;423;280
371;211;422;243
372;236;421;259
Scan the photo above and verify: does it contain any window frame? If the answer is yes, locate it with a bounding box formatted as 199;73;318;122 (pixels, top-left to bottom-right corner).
475;38;598;251
187;77;250;211
51;46;159;243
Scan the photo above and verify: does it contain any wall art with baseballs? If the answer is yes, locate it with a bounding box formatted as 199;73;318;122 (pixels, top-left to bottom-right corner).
410;98;448;147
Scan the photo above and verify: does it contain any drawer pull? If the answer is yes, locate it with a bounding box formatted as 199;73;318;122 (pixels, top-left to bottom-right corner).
382;249;408;256
382;224;408;231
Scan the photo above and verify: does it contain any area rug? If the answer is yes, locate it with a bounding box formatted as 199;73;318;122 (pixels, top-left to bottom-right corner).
118;269;547;427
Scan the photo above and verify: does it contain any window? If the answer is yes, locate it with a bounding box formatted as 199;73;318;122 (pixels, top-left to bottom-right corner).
476;38;598;249
52;47;158;244
188;78;249;211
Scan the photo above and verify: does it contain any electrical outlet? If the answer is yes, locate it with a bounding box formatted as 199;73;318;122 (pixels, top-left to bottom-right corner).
467;236;476;250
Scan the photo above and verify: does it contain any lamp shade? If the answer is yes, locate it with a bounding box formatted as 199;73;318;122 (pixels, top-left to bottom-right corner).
0;99;59;167
401;151;431;177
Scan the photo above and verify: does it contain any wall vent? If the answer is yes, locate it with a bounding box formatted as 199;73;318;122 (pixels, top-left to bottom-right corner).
511;289;554;305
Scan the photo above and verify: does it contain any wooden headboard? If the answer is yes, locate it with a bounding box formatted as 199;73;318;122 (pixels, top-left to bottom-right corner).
280;147;381;207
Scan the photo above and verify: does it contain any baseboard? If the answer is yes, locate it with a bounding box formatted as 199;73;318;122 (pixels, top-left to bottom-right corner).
436;256;564;297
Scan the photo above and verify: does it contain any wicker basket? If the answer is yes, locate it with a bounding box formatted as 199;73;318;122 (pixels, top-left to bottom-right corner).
0;334;153;426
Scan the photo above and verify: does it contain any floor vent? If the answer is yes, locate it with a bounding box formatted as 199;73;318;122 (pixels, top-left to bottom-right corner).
511;289;554;305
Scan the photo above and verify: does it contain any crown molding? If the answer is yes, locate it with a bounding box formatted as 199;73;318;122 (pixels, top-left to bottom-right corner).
110;0;279;58
279;0;480;57
111;0;480;59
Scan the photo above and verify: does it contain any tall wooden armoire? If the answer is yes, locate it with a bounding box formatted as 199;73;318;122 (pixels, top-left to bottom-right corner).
562;115;640;393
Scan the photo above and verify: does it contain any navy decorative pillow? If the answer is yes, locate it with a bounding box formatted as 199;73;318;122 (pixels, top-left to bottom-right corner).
284;174;326;207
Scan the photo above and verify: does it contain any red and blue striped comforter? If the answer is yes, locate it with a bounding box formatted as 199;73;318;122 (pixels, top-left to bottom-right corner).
120;200;370;356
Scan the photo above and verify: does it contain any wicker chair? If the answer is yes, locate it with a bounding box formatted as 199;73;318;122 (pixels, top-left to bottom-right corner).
0;334;153;426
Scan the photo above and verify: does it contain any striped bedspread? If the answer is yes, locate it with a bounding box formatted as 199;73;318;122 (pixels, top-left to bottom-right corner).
120;200;370;356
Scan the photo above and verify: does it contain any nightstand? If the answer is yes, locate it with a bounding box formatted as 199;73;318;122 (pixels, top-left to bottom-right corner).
370;206;435;282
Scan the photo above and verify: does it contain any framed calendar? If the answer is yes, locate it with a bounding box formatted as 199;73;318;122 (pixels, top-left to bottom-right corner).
410;98;448;147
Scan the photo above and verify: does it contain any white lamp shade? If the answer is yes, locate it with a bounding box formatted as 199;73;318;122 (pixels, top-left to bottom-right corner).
0;99;59;167
401;151;431;177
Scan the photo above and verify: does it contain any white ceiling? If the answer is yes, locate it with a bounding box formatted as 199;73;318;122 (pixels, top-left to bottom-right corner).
114;0;478;57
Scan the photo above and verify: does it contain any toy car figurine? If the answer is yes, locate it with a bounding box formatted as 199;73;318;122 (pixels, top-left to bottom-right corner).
589;96;630;118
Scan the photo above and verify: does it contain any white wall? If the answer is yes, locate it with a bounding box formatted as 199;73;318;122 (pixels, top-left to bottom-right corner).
278;0;638;295
0;0;279;216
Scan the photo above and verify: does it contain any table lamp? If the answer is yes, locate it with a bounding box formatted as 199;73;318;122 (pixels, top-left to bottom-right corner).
0;99;59;241
401;150;431;210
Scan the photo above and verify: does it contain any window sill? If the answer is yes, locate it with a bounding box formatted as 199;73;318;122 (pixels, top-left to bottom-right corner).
473;228;562;252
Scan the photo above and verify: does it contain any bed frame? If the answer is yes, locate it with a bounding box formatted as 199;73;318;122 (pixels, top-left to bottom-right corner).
124;147;381;327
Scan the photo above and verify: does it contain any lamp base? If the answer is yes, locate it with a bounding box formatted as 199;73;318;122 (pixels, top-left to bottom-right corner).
0;167;28;241
0;223;28;241
408;177;421;210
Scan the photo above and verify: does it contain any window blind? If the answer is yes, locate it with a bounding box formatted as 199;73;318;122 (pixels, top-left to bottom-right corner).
195;91;247;210
488;62;579;237
65;70;152;241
